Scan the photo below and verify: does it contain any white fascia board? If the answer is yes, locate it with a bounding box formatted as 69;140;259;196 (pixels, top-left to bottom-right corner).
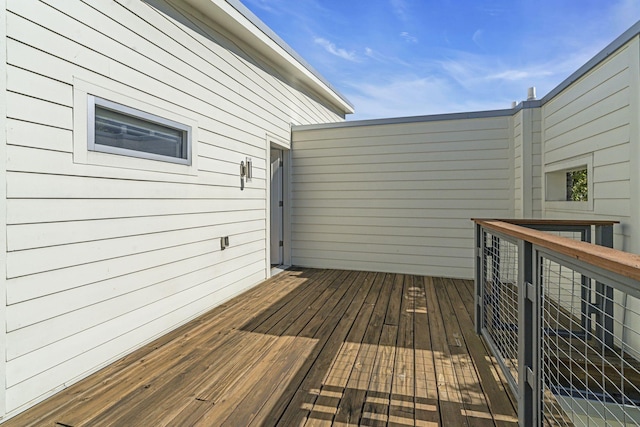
182;0;355;115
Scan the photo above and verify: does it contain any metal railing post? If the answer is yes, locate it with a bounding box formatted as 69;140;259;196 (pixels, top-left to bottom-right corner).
580;227;592;334
518;240;539;427
475;223;483;335
595;224;615;349
491;235;501;327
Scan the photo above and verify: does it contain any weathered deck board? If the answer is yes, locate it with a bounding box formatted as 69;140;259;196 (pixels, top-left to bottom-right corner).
4;268;518;426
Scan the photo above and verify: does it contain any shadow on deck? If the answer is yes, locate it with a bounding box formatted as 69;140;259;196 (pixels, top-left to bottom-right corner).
5;268;518;426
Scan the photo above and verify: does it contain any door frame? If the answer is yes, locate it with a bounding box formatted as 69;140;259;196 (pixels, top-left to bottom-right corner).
266;134;291;277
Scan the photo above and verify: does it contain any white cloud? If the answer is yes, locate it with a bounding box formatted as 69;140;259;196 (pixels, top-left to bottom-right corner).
243;0;332;28
486;69;553;82
344;40;607;120
478;6;504;17
364;47;412;67
243;0;282;14
390;0;409;21
400;32;418;43
344;75;510;121
314;37;358;62
438;47;598;98
472;29;483;46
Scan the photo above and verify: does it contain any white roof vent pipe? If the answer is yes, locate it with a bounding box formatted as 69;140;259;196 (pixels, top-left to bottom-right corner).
527;86;537;101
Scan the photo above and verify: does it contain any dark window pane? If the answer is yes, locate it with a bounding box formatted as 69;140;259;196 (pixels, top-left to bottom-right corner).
95;106;187;159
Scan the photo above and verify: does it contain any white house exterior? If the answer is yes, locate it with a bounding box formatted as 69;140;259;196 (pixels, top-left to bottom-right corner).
0;0;353;420
1;0;640;423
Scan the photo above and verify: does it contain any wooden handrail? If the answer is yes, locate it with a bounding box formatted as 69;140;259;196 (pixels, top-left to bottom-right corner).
473;219;640;282
489;218;619;227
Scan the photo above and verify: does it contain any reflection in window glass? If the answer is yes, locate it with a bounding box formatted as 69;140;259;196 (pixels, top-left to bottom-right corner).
95;106;188;160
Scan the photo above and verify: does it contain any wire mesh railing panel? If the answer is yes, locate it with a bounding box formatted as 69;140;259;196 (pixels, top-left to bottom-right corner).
482;231;519;387
541;256;640;427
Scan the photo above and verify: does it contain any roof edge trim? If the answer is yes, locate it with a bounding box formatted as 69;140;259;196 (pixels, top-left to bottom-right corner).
292;108;514;131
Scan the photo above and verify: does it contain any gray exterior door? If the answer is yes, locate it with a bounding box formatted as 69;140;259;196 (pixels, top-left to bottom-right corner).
270;148;284;265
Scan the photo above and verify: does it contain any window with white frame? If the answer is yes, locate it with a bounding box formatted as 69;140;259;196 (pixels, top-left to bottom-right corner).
545;154;593;211
89;96;192;165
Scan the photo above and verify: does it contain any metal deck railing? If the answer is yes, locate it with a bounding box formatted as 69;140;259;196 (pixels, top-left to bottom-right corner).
473;219;640;427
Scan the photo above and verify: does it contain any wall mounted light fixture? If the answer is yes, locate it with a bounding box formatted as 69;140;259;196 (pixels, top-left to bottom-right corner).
240;158;252;181
240;158;252;191
245;157;252;181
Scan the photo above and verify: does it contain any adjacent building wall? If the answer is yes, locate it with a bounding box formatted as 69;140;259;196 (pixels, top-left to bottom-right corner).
291;114;514;279
513;109;523;217
529;108;543;218
3;0;344;418
539;34;640;359
540;35;639;253
513;105;543;219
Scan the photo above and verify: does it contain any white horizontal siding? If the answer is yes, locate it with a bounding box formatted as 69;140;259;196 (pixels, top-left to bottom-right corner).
0;0;7;418
291;117;513;279
541;38;636;253
3;0;343;417
513;110;523;217
531;109;543;218
7;246;265;371
514;107;543;219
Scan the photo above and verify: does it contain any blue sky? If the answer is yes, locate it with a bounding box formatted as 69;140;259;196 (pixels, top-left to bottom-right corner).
242;0;640;121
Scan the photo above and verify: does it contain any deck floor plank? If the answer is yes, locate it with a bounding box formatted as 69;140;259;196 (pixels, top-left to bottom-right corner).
446;279;518;427
413;275;440;427
424;276;469;427
433;277;494;427
333;273;393;427
389;274;415;427
298;271;381;427
360;273;402;426
164;269;346;425
220;270;368;426
192;270;358;425
3;268;516;427
296;271;379;427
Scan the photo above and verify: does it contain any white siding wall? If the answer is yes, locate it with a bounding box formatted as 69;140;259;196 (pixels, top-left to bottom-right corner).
513;110;523;217
291;116;514;279
540;36;640;356
541;37;638;253
3;0;342;417
531;109;543;218
514;107;543;219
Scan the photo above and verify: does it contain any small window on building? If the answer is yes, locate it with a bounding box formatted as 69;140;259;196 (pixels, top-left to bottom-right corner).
566;169;588;201
545;155;592;211
89;96;191;165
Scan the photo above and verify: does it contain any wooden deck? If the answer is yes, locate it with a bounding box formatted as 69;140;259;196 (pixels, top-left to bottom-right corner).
6;268;517;426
